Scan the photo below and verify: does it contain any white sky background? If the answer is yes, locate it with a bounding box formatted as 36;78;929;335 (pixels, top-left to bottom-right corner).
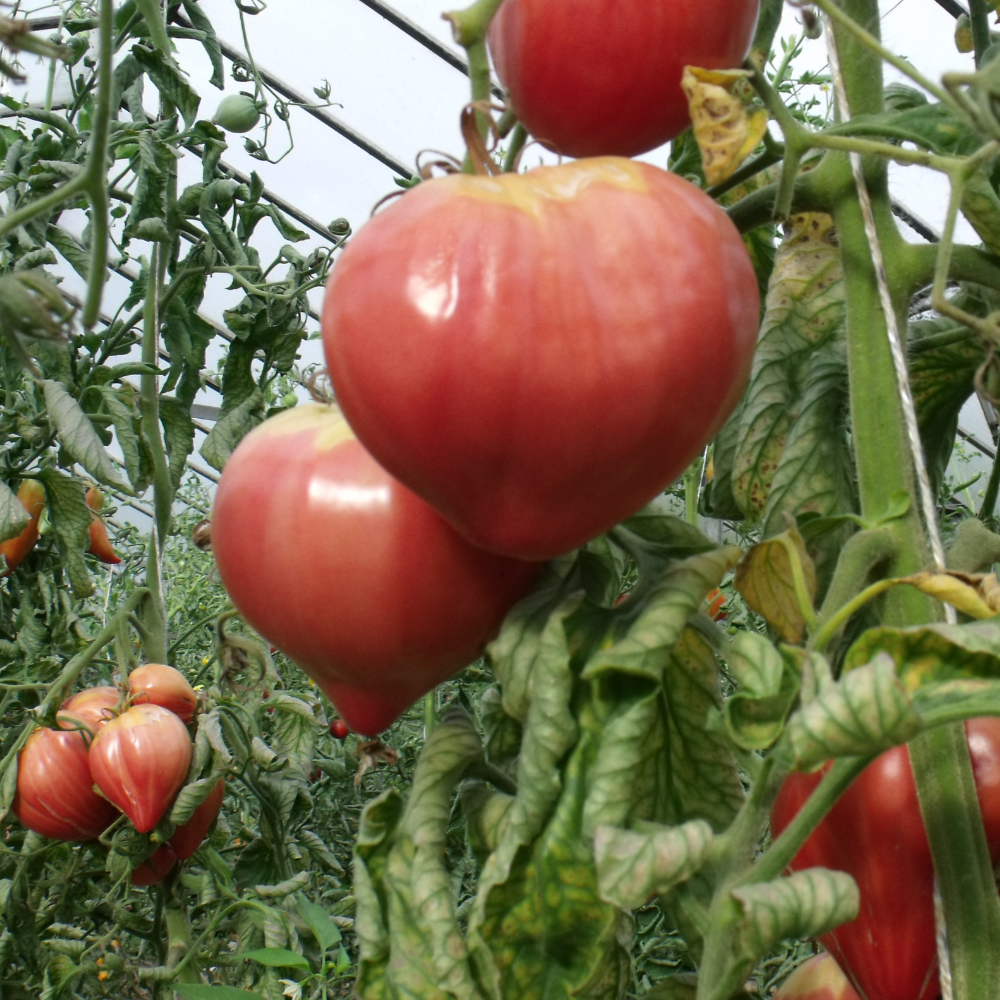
3;0;997;509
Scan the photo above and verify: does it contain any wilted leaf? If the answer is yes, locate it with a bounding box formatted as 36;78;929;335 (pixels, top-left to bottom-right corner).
787;654;922;769
681;66;768;185
41;380;127;489
594;820;714;909
898;570;1000;620
0;480;31;545
200;389;265;471
845;619;1000;688
33;470;92;597
733;213;845;522
735;526;817;643
722;631;800;750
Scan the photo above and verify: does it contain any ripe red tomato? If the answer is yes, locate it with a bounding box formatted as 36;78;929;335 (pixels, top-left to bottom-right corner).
488;0;760;158
706;588;727;621
773;954;861;1000
130;845;177;886
168;780;224;859
57;685;121;733
88;704;193;833
771;718;1000;1000
12;727;118;841
323;158;759;559
1;480;46;576
85;486;121;565
211;405;538;736
330;719;350;740
128;663;198;723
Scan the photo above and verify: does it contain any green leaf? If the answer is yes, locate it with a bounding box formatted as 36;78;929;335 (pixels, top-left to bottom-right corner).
724;869;859;993
180;0;225;88
33;470;92;597
722;631;799;751
594;820;714;909
296;897;343;953
233;947;309;970
133;0;172;54
787;653;922;769
92;384;151;493
200;389;265;471
701;400;746;521
733;213;845;522
354;710;486;999
0;480;31;545
159;395;196;489
40;380;127;489
132;45;200;128
233;838;282;891
268;692;320;781
173;987;265;1000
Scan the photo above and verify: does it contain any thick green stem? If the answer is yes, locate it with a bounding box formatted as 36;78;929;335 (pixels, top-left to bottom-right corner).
970;0;993;67
164;900;201;984
140;247;173;663
910;726;1000;999
827;4;1000;995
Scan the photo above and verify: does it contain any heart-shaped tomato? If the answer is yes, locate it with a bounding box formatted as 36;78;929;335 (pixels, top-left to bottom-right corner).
771;718;1000;1000
88;704;192;833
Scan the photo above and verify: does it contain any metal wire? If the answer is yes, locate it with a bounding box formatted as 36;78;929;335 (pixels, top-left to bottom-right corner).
822;12;956;613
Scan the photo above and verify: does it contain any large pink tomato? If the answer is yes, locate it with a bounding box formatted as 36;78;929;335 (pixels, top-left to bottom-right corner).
488;0;760;158
323;158;759;559
88;704;192;833
210;405;538;736
12;727;118;841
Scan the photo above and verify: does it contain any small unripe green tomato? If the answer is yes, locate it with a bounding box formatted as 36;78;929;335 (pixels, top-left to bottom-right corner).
212;94;262;134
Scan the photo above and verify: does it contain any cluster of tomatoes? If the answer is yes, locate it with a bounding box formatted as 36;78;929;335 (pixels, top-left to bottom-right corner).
1;481;120;577
13;663;223;886
212;0;763;738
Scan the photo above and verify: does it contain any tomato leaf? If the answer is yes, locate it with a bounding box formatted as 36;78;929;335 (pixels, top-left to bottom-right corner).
0;480;30;545
354;710;485;998
33;470;93;598
735;527;817;645
295;896;343;953
594;819;714;909
722;631;800;751
200;389;265;472
173;987;265;1000
727;870;859;985
267;693;321;782
787;654;922;769
234;946;308;970
179;0;224;88
131;45;201;129
159;395;196;491
845;619;1000;686
40;380;127;490
732;213;845;523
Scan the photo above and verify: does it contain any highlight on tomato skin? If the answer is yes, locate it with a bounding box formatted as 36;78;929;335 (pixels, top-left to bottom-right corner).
210;404;539;737
12;727;119;841
487;0;760;158
88;704;193;834
1;479;46;576
128;663;198;724
322;157;760;561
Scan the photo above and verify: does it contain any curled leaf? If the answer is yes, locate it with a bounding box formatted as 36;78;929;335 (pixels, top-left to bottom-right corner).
722;632;799;751
594;820;714;909
899;570;1000;620
735;526;817;644
787;653;922;769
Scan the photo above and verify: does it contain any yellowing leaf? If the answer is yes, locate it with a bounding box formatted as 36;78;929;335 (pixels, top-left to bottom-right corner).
681;66;769;185
900;570;1000;620
735;526;817;644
